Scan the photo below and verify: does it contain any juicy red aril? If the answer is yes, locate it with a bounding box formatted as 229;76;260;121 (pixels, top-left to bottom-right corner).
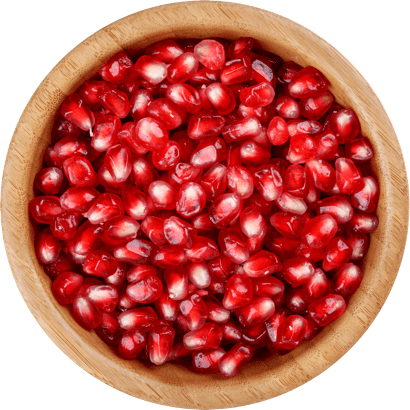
308;294;346;326
61;93;95;133
33;36;379;377
194;40;225;70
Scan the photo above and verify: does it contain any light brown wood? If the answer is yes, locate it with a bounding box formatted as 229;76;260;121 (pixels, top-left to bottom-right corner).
1;2;408;408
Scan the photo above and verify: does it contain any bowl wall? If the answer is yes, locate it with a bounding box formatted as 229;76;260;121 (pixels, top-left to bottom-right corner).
2;2;408;408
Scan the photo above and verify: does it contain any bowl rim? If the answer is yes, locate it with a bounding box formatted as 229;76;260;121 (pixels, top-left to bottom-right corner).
2;1;409;408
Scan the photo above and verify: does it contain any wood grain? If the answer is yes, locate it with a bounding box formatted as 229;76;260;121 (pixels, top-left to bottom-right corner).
1;2;408;408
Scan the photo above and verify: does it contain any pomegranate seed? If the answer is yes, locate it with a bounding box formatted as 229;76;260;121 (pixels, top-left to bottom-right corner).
167;52;199;83
205;82;236;115
218;342;254;377
314;131;339;160
82;249;117;278
283;257;315;287
141;216;166;246
34;167;63;196
218;226;250;264
118;330;146;359
253;164;284;201
220;320;243;344
118;307;158;331
129;89;153;122
115;123;146;155
51;271;83;305
165;267;189;300
176;182;206;218
148;324;175;365
239;139;271;166
208;255;234;282
121;186;151;220
185;236;219;262
126;273;163;304
253;276;285;299
223;274;253;309
240;82;275;107
91;114;120;152
135;55;167;85
288;66;329;98
43;254;74;279
236;296;275;327
270;212;308;239
135;117;169;151
251;55;276;84
113;238;153;265
346;232;369;260
62;156;95;187
30;196;63;224
179;293;208;331
220;57;253;87
242;250;282;278
72;293;102;329
317;195;353;223
335;158;365;194
187;109;226;140
277;61;302;85
50;211;79;240
148;181;177;210
103;216;139;244
287;134;317;164
331;263;362;297
222;117;262;143
226;165;254;199
345;137;374;163
99;52;133;84
35;228;61;264
208;193;241;229
189;66;221;85
86;284;119;312
299;91;334;120
187;262;211;289
274;95;300;119
147;98;186;130
105;262;127;288
351;176;379;213
190;137;226;169
346;210;379;234
152;246;187;268
276;315;307;349
183;322;223;350
240;205;266;238
86;193;124;224
169;163;202;189
78;82;105;110
328;109;360;143
54;136;92;160
95;311;123;346
194;40;225;70
305;159;336;193
200;163;227;201
126;264;157;283
61;93;95;133
322;236;353;272
302;214;338;249
267;116;289;146
166;83;201;114
96;83;130;118
265;230;299;261
227;37;255;59
146;39;183;63
308;294;346;326
286;287;309;313
302;268;330;303
192;347;226;374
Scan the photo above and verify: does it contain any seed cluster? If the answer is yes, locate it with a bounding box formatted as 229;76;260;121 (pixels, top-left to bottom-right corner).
30;37;379;377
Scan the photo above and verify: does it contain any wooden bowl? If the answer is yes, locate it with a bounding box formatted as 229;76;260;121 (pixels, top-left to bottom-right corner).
2;2;408;408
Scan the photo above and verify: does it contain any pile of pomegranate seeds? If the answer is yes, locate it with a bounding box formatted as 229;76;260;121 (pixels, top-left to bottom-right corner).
31;37;379;377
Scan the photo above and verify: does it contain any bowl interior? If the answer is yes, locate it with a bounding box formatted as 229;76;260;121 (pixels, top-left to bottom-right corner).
2;2;408;408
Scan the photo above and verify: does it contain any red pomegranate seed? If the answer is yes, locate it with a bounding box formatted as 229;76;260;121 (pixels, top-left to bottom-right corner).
346;210;379;234
164;267;189;300
147;97;186;130
169;163;202;189
305;159;336;193
129;89;153;122
239;139;271;166
50;211;79;240
200;163;227;201
265;230;298;261
190;66;221;85
270;212;308;239
148;181;177;210
86;193;124;224
166;83;201;114
176;182;206;218
226;165;254;200
153;288;179;322
308;294;346;326
43;254;74;279
126;273;163;304
222;117;262;143
227;37;255;59
253;276;284;299
113;238;153;265
220;57;252;85
251;55;276;84
283;256;315;287
276;315;307;349
35;228;61;264
187;109;226;140
274;95;300;119
62;156;95;187
335;158;365;194
351;176;379;213
205;82;236;115
208;193;241;229
78;81;105;110
240;205;266;238
146;39;183;63
97;83;130;118
314;131;338;160
220;320;242;344
54;136;92;160
118;330;146;359
30;196;63;224
183;322;223;350
126;264;157;283
118;307;158;331
135;55;168;85
345;137;374;163
82;249;117;278
163;216;197;248
192;348;226;374
152;246;187;268
317;195;353;223
61;93;95;133
301;268;330;303
302;214;338;249
202;296;230;324
267;116;289;146
253;164;284;202
148;324;175;365
223;274;253;309
322;236;353;272
103;216;139;244
187;262;211;289
51;271;83;305
288;66;329;98
140;216;166;246
72;293;102;329
121;186;151;220
240;82;275;108
218;342;255;377
287;134;317;164
104;144;132;184
99;51;133;84
91;114;121;152
115;123;146;155
242;250;282;278
346;232;369;260
277;61;302;85
299;91;334;120
328;109;360;143
185;236;219;262
190;137;226;169
95;311;123;346
286;287;308;313
34;167;63;196
167;52;199;83
179;293;208;331
135;117;169;151
194;40;225;70
86;284;119;312
218;227;250;264
284;164;309;199
331;263;362;297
